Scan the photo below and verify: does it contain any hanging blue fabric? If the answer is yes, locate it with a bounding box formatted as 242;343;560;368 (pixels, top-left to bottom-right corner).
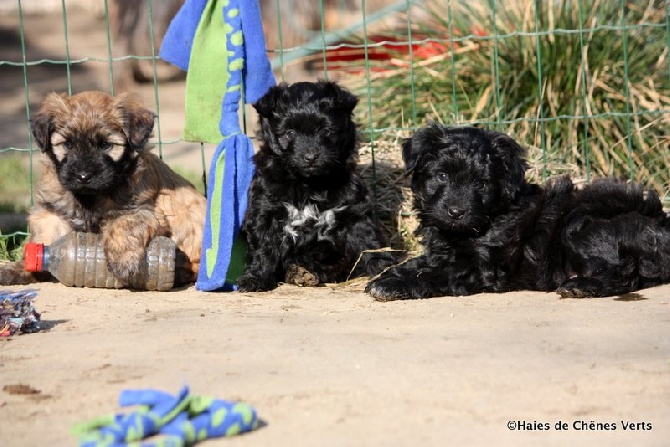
160;0;275;291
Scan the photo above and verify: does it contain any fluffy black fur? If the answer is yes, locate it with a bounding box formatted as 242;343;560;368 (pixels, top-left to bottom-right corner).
366;123;670;300
237;81;393;292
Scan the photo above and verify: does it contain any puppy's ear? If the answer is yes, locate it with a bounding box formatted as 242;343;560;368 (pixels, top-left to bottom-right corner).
30;92;66;153
401;137;419;174
402;122;445;174
322;81;358;114
116;93;156;149
490;131;528;201
30;109;53;153
253;83;288;118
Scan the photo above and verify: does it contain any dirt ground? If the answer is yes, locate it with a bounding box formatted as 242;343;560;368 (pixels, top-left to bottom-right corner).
1;6;669;447
0;282;669;446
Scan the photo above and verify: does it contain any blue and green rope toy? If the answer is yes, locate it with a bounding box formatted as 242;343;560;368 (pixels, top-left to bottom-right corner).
72;386;259;446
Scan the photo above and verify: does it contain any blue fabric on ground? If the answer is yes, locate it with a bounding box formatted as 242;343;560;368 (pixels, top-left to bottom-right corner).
73;386;259;446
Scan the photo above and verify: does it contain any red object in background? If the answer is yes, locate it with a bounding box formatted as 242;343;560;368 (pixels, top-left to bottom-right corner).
314;34;449;73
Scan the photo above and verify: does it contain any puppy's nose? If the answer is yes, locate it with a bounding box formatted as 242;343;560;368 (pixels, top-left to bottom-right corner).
447;207;465;220
303;153;319;163
77;172;93;184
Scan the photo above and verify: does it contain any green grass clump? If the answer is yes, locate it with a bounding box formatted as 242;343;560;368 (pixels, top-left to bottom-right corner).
0;154;32;213
0;154;31;260
0;230;27;262
352;0;669;194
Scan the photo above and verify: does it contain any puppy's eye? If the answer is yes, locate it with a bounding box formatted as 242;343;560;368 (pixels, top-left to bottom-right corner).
99;141;112;151
284;130;296;140
437;172;448;182
63;141;72;150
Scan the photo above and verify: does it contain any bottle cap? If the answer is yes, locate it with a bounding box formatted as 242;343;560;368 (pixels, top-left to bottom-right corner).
24;242;44;272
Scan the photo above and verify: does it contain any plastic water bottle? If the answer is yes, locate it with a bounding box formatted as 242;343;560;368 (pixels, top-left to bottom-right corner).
23;232;176;291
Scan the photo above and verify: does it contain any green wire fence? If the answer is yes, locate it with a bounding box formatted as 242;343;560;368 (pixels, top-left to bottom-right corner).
0;0;668;256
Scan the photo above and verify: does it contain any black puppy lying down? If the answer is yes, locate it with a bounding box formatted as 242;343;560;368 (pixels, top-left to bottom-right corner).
237;81;394;292
366;123;670;300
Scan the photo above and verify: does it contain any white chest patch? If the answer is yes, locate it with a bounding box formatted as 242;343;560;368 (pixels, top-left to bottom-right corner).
283;203;348;243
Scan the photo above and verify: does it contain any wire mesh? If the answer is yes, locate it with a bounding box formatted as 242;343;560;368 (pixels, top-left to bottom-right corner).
0;0;668;254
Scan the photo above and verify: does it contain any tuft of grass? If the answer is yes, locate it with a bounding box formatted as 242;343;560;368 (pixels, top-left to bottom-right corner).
0;230;27;262
350;0;669;194
358;135;420;251
0;154;32;213
0;154;31;261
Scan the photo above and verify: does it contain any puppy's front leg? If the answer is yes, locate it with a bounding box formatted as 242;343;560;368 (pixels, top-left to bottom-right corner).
101;210;162;284
365;255;449;301
236;217;284;292
236;245;283;292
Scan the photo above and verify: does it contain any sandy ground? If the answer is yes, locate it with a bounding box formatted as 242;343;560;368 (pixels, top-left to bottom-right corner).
1;282;669;446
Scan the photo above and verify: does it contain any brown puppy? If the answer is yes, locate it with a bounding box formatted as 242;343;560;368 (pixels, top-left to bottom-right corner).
0;91;206;288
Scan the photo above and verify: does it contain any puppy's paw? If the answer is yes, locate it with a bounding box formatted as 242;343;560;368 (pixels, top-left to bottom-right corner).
285;264;320;287
0;261;37;285
556;277;604;298
174;249;197;286
365;273;424;301
236;272;277;293
102;214;157;286
105;246;145;285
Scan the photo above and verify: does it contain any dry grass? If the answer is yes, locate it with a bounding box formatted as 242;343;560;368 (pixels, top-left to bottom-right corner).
358;133;420;252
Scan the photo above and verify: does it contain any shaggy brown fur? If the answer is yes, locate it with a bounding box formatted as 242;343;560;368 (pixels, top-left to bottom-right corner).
0;91;206;288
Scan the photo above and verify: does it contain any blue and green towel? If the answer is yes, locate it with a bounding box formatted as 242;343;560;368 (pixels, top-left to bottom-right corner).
160;0;275;291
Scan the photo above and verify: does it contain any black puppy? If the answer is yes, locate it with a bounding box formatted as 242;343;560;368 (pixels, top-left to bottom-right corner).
237;81;393;292
366;123;670;300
